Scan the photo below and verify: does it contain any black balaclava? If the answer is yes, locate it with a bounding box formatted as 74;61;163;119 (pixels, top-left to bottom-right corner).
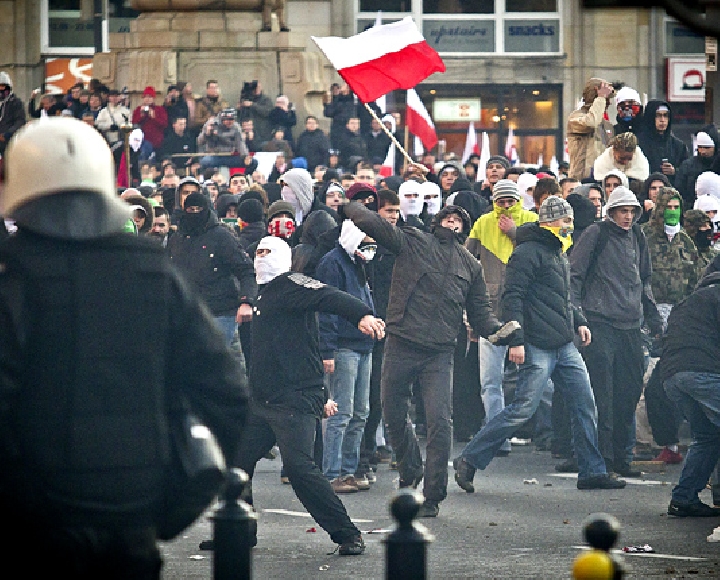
181;192;209;236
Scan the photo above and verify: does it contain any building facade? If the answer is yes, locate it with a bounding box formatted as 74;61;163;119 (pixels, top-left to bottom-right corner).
0;0;707;162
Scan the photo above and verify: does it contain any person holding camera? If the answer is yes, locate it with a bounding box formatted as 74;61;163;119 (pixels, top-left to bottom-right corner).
96;89;131;166
131;86;168;150
237;80;273;147
197;108;248;169
192;80;228;136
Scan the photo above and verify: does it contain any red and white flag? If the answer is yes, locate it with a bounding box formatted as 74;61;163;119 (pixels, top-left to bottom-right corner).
407;88;438;150
461;122;479;165
311;17;446;104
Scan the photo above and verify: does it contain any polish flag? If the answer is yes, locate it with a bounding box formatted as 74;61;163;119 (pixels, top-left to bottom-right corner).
461;122;479;164
477;132;491;183
407;88;438;150
505;127;515;159
311;17;446;104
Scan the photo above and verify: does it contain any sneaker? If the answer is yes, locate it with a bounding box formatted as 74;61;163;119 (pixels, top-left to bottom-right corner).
280;475;290;485
366;471;377;484
613;463;642;478
338;534;366;555
417;500;439;518
399;472;424;489
577;475;627;490
488;320;521;345
331;476;359;494
654;447;684;465
555;459;579;473
453;457;475;493
668;500;720;517
349;474;371;491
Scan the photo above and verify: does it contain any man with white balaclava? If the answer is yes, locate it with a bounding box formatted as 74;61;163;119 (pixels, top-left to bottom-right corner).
465;179;538;456
398;179;426;230
117;128;155;188
0;71;26;156
235;235;385;556
282;166;339;245
420;181;442;228
316;220;377;493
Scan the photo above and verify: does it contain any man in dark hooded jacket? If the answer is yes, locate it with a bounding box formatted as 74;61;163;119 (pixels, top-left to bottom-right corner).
637;100;688;186
168;192;257;346
344;201;516;517
454;196;624;491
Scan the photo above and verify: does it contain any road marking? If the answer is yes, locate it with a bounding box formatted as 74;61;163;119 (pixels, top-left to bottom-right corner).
572;546;706;561
548;473;668;486
263;508;373;523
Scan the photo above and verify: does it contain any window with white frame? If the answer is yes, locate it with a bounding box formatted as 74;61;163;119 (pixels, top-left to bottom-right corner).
357;0;561;55
41;0;138;55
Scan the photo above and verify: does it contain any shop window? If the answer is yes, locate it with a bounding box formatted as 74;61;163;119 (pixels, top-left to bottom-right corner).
423;20;495;52
504;19;560;53
360;0;410;10
423;0;494;14
665;20;704;55
505;0;557;11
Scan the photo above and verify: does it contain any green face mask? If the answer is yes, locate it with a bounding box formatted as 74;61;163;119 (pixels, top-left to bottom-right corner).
663;207;681;227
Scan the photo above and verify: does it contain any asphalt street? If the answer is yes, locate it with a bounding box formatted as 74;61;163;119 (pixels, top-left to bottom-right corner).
160;443;720;579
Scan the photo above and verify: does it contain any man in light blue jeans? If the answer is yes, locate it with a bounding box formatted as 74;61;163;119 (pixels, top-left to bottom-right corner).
455;196;624;491
316;220;377;493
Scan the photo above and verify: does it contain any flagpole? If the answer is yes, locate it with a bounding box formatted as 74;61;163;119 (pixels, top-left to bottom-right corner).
404;124;410;173
363;103;414;168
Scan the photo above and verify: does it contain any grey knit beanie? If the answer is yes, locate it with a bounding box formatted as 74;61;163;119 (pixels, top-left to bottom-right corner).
538;195;574;223
491;179;520;201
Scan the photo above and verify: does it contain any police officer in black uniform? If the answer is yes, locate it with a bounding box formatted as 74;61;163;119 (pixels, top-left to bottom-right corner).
0;117;248;578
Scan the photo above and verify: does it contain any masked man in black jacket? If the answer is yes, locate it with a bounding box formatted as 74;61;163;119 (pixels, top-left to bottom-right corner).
235;235;385;555
454;196;625;493
344;201;518;517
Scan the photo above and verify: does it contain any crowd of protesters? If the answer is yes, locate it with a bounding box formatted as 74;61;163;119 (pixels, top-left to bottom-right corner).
3;70;720;571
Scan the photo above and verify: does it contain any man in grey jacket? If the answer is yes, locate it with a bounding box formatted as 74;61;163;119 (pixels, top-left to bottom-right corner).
569;186;662;477
344;201;516;517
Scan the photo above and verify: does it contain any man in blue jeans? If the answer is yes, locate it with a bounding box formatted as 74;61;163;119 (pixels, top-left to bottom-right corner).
454;196;625;491
317;219;377;493
662;271;720;517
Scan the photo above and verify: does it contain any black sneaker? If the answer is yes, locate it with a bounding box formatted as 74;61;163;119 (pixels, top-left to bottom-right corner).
577;475;627;490
453;457;475;493
417;500;439;518
338;534;366;555
668;501;720;517
614;463;642;478
399;472;424;489
555;459;579;473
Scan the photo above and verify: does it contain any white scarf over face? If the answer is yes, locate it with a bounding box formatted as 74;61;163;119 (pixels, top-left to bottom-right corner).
254;236;292;284
339;219;365;258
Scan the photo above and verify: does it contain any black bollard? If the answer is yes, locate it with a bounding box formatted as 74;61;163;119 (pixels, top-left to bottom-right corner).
582;513;625;580
384;490;434;580
212;468;257;580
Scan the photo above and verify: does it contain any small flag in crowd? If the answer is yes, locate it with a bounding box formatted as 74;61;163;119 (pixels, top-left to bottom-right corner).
406;89;439;150
477;132;491;183
311;17;446;103
462;122;479;165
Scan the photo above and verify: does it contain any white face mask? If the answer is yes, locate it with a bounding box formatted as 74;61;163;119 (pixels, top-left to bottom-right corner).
425;195;441;215
281;186;303;225
400;195;422;217
254;237;291;284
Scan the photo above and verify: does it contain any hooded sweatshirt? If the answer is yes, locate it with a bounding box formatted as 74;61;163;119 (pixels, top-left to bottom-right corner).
569;186;662;334
642;188;700;305
637;100;688;182
281;167;314;224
